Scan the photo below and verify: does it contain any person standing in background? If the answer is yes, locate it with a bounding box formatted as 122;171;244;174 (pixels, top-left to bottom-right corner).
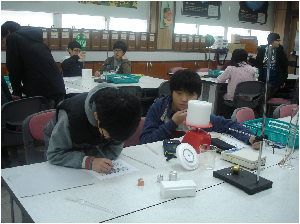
253;33;288;101
1;21;65;108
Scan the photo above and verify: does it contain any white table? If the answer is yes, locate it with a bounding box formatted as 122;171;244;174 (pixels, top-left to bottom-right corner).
64;75;167;94
2;135;299;223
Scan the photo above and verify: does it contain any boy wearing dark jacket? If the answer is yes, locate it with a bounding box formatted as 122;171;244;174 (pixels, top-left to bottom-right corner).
61;41;86;77
140;69;260;149
254;33;288;100
1;21;65;108
44;84;141;173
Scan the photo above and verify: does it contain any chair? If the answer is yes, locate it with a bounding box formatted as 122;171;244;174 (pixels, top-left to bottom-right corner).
1;96;47;147
169;67;188;73
272;104;299;119
2;96;47;166
267;98;291;117
158;81;171;98
22;110;56;165
224;81;265;109
231;107;255;125
118;86;142;100
197;68;212;72
123;117;145;148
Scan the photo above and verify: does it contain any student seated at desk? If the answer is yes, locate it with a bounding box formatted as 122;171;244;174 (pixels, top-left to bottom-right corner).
44;84;142;173
94;41;131;77
140;69;260;149
217;49;256;102
61;41;86;77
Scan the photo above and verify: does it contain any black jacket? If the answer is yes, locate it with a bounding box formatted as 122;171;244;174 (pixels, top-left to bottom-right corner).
5;27;65;97
255;44;288;87
61;55;83;77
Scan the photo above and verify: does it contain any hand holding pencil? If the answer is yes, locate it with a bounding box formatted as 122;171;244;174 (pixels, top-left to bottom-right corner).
92;158;114;173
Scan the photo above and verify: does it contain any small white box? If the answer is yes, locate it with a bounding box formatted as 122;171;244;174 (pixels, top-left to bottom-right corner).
160;180;196;199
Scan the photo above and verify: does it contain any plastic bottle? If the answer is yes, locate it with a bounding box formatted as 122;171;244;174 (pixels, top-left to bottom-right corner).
76;33;86;51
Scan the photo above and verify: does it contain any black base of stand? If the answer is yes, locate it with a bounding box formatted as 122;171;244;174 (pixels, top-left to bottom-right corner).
213;167;273;195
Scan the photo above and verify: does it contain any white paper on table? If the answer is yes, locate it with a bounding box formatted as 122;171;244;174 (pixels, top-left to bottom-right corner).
63;77;80;82
220;135;253;150
88;158;139;180
65;87;83;94
8;165;95;198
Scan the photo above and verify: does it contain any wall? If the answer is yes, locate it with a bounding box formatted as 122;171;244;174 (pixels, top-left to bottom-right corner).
2;1;275;31
1;1;150;20
175;1;275;31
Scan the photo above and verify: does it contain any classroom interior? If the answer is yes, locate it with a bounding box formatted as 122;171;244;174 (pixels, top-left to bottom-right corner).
1;1;299;223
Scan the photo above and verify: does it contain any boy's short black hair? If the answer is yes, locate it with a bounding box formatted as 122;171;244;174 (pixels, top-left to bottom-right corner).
267;33;280;45
170;69;202;98
231;49;248;67
1;21;21;37
113;41;127;53
94;87;141;141
68;41;81;50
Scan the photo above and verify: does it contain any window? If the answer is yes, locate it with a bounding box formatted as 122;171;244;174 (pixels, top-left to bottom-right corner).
174;23;197;35
199;25;225;37
251;29;270;46
1;10;53;28
227;27;250;43
109;17;147;32
62;14;105;29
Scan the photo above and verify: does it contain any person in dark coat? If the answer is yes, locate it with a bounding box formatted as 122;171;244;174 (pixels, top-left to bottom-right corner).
1;21;66;108
253;33;288;101
61;41;86;77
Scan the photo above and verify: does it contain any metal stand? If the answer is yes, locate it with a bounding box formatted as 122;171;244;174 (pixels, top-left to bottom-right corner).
213;45;273;194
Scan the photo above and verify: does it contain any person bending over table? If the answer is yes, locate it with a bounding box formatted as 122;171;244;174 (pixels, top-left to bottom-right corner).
44;84;142;173
94;41;131;77
1;21;65;108
61;41;86;77
140;69;260;149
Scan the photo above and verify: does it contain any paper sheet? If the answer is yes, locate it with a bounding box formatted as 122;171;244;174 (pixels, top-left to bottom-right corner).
8;165;95;198
220;135;253;150
88;158;139;180
63;77;80;82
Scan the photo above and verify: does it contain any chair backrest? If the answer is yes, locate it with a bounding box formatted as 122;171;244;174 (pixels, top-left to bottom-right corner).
22;109;56;165
272;104;299;119
118;86;142;100
197;68;212;72
231;107;255;124
169;67;188;73
1;96;47;147
232;81;265;108
158;81;171;98
123;117;145;148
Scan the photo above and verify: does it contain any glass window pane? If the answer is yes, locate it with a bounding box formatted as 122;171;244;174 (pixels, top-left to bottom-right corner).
251;29;270;46
1;10;53;28
227;27;249;43
109;17;147;32
62;14;105;29
199;25;224;36
174;23;197;35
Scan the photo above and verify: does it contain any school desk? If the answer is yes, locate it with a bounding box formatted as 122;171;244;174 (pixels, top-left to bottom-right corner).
1;134;299;223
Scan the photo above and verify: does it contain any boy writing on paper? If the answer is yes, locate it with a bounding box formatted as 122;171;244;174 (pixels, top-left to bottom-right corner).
94;41;131;76
140;69;260;149
44;84;142;173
